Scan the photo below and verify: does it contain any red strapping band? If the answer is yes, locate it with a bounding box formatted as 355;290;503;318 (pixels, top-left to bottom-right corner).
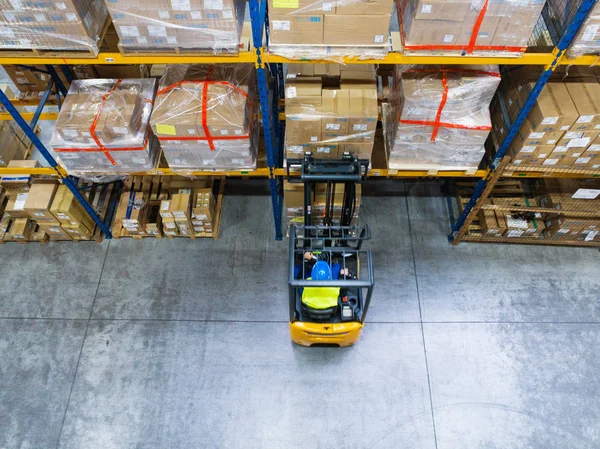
398;0;525;54
431;72;449;141
89;79;122;166
156;76;250;150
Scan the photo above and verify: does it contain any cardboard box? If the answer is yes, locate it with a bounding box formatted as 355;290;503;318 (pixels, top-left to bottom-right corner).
286;106;322;146
9;218;35;240
115;191;147;231
268;0;328;14
556;130;599;150
324;15;390;45
285;77;323;107
340;142;375;160
50;185;95;231
335;0;394;14
343;81;378;142
192;188;215;222
412;0;471;21
63;221;93;239
284;181;305;210
4;193;30;219
320;89;350;138
404;19;463;46
310;143;340;159
0;160;40;192
270;14;324;45
36;223;71;240
565;78;600;131
23;183;58;222
528;83;580;133
478;205;507;236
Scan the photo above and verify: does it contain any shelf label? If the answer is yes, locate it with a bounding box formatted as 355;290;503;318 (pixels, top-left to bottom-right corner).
572;189;600;200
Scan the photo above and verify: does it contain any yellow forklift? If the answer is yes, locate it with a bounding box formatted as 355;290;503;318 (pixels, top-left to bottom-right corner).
287;153;374;347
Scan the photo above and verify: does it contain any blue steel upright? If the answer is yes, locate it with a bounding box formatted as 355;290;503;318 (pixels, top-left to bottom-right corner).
448;0;598;244
250;0;283;240
0;88;113;238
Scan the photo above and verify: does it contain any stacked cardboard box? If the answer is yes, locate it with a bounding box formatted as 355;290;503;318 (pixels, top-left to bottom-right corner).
150;64;258;171
285;65;378;162
268;0;393;47
50;78;159;176
385;65;501;171
104;0;245;53
0;121;31;167
284;180;361;233
192;188;215;234
0;0;107;53
478;197;545;238
4;65;71;93
399;0;545;55
494;68;600;170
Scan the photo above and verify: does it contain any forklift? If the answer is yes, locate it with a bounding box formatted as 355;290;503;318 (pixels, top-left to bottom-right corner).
287;153;374;347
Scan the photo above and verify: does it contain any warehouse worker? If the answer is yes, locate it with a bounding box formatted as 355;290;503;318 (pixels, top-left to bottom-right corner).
298;253;354;310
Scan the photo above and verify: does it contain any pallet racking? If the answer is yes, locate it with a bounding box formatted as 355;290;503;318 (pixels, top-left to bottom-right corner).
0;0;597;242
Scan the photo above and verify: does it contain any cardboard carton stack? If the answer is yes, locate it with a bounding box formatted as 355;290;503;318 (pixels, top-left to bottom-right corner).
284;180;361;233
0;121;31;166
104;0;246;54
50;78;159;176
285;64;378;162
0;0;108;53
268;0;393;48
493;68;600;170
0;169;97;242
4;65;71;93
385;65;501;171
150;64;258;171
398;0;545;55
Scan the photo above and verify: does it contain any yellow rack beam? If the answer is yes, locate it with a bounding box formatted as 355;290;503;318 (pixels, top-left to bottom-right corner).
133;167;272;177
0;112;58;121
0;167;58;175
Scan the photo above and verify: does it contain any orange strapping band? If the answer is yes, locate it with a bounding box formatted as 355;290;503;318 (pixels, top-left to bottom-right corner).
156;77;250;151
431;72;449;141
89;79;122;165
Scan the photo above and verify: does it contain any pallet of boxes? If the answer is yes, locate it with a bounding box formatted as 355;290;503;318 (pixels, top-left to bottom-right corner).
383;65;501;172
0;164;101;243
112;177;222;239
104;0;246;54
0;0;108;55
268;0;394;58
398;0;545;56
495;67;600;172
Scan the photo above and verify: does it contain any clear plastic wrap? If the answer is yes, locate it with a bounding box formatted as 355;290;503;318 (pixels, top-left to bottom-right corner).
267;0;393;60
150;64;258;172
51;78;159;178
398;0;545;56
566;1;600;57
385;65;501;171
0;0;108;53
285;65;378;162
104;0;246;54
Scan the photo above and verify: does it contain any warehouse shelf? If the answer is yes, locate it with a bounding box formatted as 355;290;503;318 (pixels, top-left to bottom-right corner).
503;165;600;179
0;112;58;121
462;235;600;247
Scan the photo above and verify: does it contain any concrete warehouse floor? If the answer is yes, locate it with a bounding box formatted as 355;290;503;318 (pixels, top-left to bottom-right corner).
1;181;599;449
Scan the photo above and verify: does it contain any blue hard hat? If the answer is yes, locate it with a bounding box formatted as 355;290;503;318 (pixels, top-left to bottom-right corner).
312;261;332;281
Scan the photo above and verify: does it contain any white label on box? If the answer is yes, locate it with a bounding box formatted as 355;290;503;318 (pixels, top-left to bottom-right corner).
33;212;46;217
159;11;171;19
506;230;524;238
538;153;548;159
421;4;432;13
521;146;536;153
326;123;340;131
165;222;176;229
148;25;167;37
273;20;290;31
582;24;600;41
15;70;24;75
15;193;28;210
585;230;598;241
172;0;191;10
62;129;79;138
120;26;140;37
137;36;148;44
222;9;233;18
81;131;91;138
554;145;567;153
546;139;557;145
317;147;331;153
572;188;600;200
220;129;229;135
16;77;28;84
55;2;67;9
374;34;384;43
310;136;318;142
4;12;16;22
287;73;297;79
14;235;24;239
84;11;92;29
322;2;333;11
572;152;582;158
588;144;600;152
286;86;297;98
541;117;559;125
112;127;128;135
289;145;304;152
529;132;545;138
577;115;594;124
514;159;522;165
561;125;570;131
567;137;590;148
66;12;77;21
506;217;529;229
443;34;454;43
196;213;208;220
34;13;47;22
234;129;243;135
9;0;22;9
565;131;583;139
191;11;202;19
187;129;196;135
543;158;559;166
161;201;170;211
167;36;178;44
204;0;223;9
173;211;186;218
575;157;591;164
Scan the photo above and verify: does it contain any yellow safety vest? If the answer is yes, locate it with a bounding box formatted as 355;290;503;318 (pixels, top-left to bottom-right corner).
302;279;340;310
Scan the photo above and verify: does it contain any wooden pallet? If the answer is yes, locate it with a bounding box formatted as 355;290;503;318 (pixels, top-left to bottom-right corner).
0;16;111;59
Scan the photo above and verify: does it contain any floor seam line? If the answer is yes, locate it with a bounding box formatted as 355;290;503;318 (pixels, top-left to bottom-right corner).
54;239;111;449
405;194;439;449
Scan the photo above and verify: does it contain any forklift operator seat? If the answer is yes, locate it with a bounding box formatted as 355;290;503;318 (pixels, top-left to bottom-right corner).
301;261;340;320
